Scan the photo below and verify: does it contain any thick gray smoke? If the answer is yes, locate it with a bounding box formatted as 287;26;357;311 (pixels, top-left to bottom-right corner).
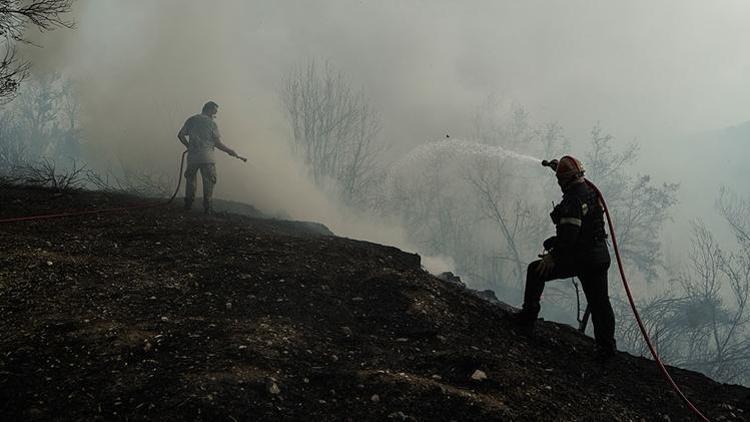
17;0;750;272
20;0;469;272
30;1;750;156
16;0;748;261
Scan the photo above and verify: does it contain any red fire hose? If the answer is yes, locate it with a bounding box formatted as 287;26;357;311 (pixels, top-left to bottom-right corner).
586;179;710;421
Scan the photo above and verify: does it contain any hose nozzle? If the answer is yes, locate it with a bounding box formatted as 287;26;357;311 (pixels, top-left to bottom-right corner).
541;159;559;171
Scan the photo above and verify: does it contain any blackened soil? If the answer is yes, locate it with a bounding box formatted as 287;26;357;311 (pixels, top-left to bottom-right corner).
0;186;748;421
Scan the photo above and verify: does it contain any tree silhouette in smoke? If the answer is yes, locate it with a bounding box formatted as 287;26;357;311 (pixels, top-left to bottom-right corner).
281;60;383;206
0;0;74;102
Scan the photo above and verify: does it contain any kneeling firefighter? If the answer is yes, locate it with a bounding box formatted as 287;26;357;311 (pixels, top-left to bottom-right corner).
513;155;616;359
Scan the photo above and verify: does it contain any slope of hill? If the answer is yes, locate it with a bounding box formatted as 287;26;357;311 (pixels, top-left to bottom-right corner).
0;186;748;421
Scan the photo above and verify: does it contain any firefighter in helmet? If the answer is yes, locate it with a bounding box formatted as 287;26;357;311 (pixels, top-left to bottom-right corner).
513;155;617;359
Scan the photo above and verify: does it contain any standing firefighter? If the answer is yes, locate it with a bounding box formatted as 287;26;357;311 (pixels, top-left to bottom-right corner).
177;101;241;214
512;155;617;360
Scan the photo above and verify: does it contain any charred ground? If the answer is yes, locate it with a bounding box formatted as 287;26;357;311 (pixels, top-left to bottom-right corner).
0;186;748;421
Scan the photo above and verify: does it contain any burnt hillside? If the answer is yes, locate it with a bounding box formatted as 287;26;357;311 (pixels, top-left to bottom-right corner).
0;186;748;421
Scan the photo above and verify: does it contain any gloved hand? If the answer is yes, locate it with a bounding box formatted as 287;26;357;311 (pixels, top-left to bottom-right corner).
536;253;555;277
543;236;557;251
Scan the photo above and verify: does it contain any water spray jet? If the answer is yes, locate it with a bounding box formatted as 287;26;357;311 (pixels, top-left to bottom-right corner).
389;138;544;180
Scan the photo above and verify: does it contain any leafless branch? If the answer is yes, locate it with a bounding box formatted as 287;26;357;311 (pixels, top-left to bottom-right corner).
0;0;74;101
15;157;86;191
282;60;383;206
0;0;74;40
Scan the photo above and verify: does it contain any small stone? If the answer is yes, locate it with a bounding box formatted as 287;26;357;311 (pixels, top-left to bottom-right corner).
46;261;53;266
268;382;281;395
431;374;442;380
388;411;409;420
370;394;380;403
226;302;232;310
341;326;353;337
470;370;487;381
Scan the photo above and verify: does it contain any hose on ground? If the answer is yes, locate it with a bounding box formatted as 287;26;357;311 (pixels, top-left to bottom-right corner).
586;179;710;422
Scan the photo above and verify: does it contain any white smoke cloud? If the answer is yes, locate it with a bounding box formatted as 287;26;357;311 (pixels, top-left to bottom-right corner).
17;0;750;281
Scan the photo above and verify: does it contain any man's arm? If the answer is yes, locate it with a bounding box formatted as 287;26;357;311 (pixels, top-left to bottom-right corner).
214;138;237;157
210;122;237;157
177;123;189;148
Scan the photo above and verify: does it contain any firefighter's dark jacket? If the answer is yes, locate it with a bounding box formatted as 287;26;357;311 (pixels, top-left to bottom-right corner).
547;180;610;264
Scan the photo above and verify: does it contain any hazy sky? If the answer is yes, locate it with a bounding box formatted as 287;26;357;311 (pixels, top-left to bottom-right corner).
28;1;750;146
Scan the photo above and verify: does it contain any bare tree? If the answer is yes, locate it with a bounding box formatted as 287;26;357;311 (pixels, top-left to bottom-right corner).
0;105;25;171
0;45;28;101
466;158;540;285
0;73;80;175
613;291;689;358
281;60;383;206
683;223;750;382
585;124;679;282
663;221;750;384
464;100;569;292
378;101;569;294
14;156;86;191
718;187;750;247
0;0;74;102
616;197;750;385
384;151;480;262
